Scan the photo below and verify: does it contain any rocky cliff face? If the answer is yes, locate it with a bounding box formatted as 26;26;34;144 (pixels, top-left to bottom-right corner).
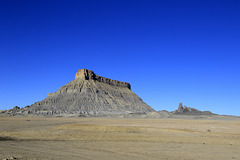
8;69;154;116
75;69;131;89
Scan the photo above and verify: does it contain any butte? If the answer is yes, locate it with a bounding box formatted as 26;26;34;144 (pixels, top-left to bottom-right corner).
26;69;155;116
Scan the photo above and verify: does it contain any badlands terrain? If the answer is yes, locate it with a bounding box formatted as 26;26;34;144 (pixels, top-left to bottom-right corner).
1;69;239;159
1;116;240;160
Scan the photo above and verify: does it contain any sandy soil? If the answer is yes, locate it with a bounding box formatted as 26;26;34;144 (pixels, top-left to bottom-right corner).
0;117;240;160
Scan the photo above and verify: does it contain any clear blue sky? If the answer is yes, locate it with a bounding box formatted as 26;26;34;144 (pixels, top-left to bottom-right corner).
0;0;239;115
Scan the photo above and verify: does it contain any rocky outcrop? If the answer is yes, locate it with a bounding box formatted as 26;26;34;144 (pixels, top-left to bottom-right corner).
75;69;131;89
3;69;154;117
47;69;131;97
172;103;213;115
0;106;26;116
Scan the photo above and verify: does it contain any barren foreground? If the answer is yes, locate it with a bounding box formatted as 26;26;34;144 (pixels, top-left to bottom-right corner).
0;117;240;160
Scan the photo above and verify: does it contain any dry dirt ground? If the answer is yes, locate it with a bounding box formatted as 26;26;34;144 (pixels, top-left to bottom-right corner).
0;117;240;160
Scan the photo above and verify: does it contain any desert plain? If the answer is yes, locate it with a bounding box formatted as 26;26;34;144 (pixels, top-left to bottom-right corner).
0;117;240;160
